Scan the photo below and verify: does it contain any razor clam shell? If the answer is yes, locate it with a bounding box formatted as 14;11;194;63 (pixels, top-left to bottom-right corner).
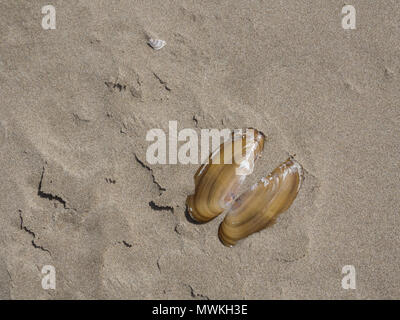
186;129;265;223
148;38;166;50
218;157;303;247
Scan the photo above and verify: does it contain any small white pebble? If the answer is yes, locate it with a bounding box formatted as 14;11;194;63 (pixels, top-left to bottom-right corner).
148;38;166;50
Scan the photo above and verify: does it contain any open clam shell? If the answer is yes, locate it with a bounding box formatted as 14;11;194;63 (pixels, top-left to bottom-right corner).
186;129;265;223
218;157;303;247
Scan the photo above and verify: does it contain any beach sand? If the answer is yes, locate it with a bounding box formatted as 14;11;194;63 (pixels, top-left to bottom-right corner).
0;0;399;299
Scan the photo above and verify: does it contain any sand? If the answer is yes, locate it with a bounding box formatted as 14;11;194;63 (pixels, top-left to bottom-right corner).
0;0;399;299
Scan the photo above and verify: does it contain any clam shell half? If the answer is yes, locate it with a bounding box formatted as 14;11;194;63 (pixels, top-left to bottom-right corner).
186;129;265;223
218;157;303;246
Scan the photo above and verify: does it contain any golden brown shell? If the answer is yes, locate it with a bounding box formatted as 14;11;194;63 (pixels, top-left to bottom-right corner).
186;129;265;223
218;157;303;246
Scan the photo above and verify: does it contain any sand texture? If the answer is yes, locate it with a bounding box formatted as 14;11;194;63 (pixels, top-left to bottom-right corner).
0;1;399;299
